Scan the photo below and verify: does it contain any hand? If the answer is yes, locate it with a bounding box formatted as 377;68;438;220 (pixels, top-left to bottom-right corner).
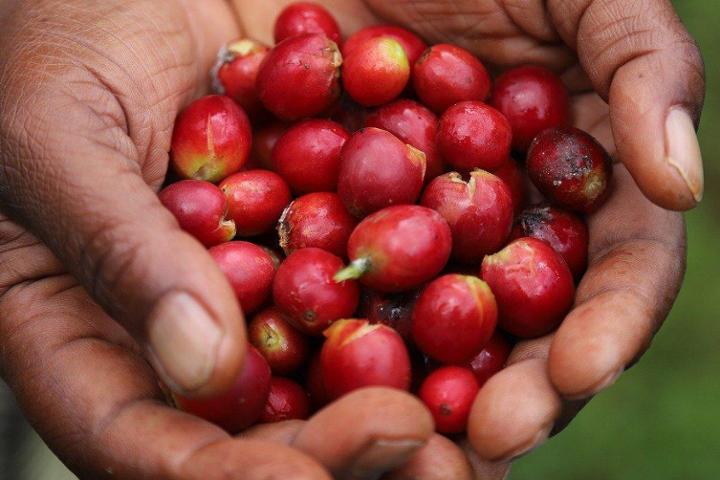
0;1;702;480
233;0;702;475
0;1;434;479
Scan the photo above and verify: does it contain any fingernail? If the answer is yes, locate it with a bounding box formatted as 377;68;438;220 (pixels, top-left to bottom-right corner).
147;292;223;393
497;424;552;463
665;108;704;203
350;439;424;480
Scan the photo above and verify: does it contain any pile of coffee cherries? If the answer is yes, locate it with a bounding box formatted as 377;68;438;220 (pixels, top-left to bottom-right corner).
161;2;612;435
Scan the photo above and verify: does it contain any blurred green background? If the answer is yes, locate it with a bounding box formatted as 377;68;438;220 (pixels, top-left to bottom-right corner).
512;1;720;478
1;1;717;478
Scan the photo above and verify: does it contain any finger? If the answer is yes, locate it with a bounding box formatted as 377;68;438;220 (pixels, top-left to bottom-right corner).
460;440;512;480
382;435;475;480
467;358;562;462
364;0;575;70
0;0;245;396
549;165;685;398
548;0;705;210
245;388;434;480
0;284;329;479
292;388;433;480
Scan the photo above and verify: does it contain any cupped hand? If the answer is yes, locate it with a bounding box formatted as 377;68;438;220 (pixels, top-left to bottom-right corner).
0;0;702;479
237;0;701;476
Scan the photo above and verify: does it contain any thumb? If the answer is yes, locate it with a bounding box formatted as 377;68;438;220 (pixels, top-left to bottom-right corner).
549;0;705;210
0;2;245;397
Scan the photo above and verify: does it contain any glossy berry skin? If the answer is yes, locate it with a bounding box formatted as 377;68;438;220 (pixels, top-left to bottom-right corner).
491;158;526;214
413;44;491;113
320;319;411;400
278;192;356;257
209;241;276;315
260;377;311;423
343;25;427;67
365;99;444;182
421;171;514;263
174;346;271;433
248;307;310;375
337;128;426;217
273;248;359;335
274;2;341;45
251;123;287;170
491;65;570;152
358;289;419;342
171;95;251;182
412;275;497;364
437;101;512;171
418;366;479;434
343;37;410;106
481;237;575;338
159;180;235;247
336;205;452;292
272;119;350;194
219;170;291;237
526;127;613;213
257;33;342;120
212;39;269;115
466;332;512;385
511;205;588;278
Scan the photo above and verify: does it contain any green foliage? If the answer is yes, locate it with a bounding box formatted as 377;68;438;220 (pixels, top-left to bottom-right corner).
512;1;720;478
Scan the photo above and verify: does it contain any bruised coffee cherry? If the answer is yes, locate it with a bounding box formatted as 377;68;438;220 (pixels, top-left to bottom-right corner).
526;127;613;213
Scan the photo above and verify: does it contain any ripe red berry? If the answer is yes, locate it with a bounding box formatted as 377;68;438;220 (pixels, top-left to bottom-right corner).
491;65;570;152
174;346;271;433
171;95;251;182
251;122;287;170
273;248;359;335
481;237;575;338
219;170;291;237
320;319;411;400
278;192;356;258
248;307;310;375
412;275;497;364
159;180;235;247
335;205;452;292
358;289;419;342
343;37;410;106
337;127;426;217
421;171;514;263
437;101;512;171
491;157;526;214
526;127;613;213
511;205;588;278
466;332;512;385
212;39;269;116
418;366;479;434
209;241;276;315
343;25;427;67
364;99;444;182
260;377;311;423
257;33;342;120
413;44;491;113
274;2;341;45
272;119;349;194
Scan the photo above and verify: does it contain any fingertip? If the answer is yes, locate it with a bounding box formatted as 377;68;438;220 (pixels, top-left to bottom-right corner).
292;387;433;478
468;359;561;462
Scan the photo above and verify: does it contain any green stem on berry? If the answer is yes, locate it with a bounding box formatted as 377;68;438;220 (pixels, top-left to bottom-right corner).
333;257;371;283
